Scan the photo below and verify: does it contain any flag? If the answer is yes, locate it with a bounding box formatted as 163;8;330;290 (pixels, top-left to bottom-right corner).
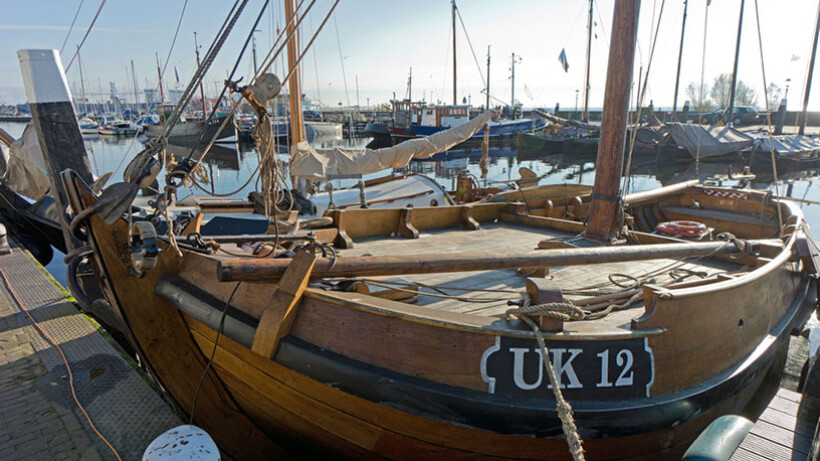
174;66;180;83
558;49;569;72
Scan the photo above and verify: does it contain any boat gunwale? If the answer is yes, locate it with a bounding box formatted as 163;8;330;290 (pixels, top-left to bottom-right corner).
642;196;803;300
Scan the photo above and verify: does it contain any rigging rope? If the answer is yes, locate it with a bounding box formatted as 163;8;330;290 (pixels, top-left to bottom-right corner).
454;6;487;90
60;0;86;55
695;0;711;177
184;0;337;196
333;16;351;107
751;0;784;229
621;0;666;196
183;0;272;161
64;0;106;72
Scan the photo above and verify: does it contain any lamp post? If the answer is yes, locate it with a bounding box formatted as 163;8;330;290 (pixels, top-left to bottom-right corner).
574;89;579;119
785;78;792;100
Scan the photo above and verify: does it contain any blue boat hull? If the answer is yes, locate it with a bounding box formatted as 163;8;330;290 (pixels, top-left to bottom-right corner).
391;117;546;139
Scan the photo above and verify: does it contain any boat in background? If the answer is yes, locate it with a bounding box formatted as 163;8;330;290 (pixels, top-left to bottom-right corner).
142;103;235;145
389;103;546;141
97;117;139;136
77;116;100;135
45;1;819;459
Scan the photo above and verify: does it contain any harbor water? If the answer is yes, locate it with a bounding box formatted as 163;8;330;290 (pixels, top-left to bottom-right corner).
2;120;820;286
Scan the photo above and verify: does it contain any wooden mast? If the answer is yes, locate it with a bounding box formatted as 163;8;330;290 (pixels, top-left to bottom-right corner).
582;0;593;122
672;0;688;120
486;45;490;110
727;0;745;127
285;0;305;147
77;46;87;115
584;0;641;243
800;0;820;135
194;32;208;117
156;52;165;103
452;0;457;105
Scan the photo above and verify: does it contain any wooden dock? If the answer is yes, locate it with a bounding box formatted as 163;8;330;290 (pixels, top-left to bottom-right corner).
0;243;180;460
731;388;815;460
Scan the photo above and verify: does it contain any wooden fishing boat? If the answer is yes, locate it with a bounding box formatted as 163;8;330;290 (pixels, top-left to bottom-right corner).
27;2;820;460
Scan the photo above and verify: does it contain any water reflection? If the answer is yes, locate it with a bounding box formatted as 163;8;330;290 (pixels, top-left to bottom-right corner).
2;119;820;282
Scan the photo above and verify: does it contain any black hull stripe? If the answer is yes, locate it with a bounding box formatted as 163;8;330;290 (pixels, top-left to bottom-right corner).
275;276;816;439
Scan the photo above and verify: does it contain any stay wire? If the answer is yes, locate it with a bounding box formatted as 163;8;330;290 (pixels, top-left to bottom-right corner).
189;281;242;424
621;0;666;196
185;0;333;193
752;0;784;229
64;0;107;72
454;6;486;89
184;0;272;162
60;0;86;55
0;266;123;461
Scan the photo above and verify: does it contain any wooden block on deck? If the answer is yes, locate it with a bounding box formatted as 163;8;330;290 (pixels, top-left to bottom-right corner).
251;249;317;359
525;277;564;332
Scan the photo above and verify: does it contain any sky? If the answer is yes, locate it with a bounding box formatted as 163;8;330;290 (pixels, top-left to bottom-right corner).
1;0;820;111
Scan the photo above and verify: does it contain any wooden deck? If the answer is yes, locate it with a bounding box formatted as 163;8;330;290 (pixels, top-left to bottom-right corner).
340;223;743;321
731;388;816;461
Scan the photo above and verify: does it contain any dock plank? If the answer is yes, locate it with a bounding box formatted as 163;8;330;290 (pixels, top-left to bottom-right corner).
732;388;816;461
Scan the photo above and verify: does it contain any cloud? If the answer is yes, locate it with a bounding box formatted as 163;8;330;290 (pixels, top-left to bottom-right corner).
0;24;156;33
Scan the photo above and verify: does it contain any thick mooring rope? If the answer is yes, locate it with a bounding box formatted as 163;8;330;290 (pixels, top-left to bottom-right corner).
513;311;586;461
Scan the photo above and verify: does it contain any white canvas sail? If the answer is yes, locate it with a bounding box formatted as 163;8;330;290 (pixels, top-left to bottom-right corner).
290;112;492;181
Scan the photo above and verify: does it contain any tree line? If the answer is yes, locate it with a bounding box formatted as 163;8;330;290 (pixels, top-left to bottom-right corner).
685;73;783;112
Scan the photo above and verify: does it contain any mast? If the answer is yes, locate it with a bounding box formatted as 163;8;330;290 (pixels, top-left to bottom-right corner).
727;0;745;126
156;52;165;103
582;0;593;122
77;46;87;116
800;0;820;135
130;59;140;115
486;45;491;110
194;32;208;118
672;0;688;120
584;0;641;243
252;31;259;75
408;67;412;101
284;0;305;146
510;53;516;119
452;0;457;105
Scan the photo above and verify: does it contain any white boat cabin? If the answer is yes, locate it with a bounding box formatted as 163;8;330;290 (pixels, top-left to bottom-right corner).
418;104;470;128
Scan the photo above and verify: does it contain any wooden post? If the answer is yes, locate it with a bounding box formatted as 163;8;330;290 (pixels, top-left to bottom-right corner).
584;0;641;243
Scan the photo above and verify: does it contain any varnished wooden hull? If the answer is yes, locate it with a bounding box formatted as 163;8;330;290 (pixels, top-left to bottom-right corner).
66;175;816;460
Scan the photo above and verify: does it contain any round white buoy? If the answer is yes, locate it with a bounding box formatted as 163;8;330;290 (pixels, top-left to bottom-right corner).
142;425;220;461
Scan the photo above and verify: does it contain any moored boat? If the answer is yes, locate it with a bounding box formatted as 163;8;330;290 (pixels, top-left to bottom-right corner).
24;2;820;460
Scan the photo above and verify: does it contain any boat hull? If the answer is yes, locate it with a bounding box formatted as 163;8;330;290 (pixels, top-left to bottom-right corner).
143;114;234;145
392;118;547;140
67;178;814;460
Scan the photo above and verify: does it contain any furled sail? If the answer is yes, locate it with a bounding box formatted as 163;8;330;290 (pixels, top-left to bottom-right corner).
4;123;50;199
666;122;754;159
290;111;493;181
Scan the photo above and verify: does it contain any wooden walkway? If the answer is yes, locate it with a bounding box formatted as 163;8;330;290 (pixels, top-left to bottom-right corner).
731;388;815;460
0;243;181;460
